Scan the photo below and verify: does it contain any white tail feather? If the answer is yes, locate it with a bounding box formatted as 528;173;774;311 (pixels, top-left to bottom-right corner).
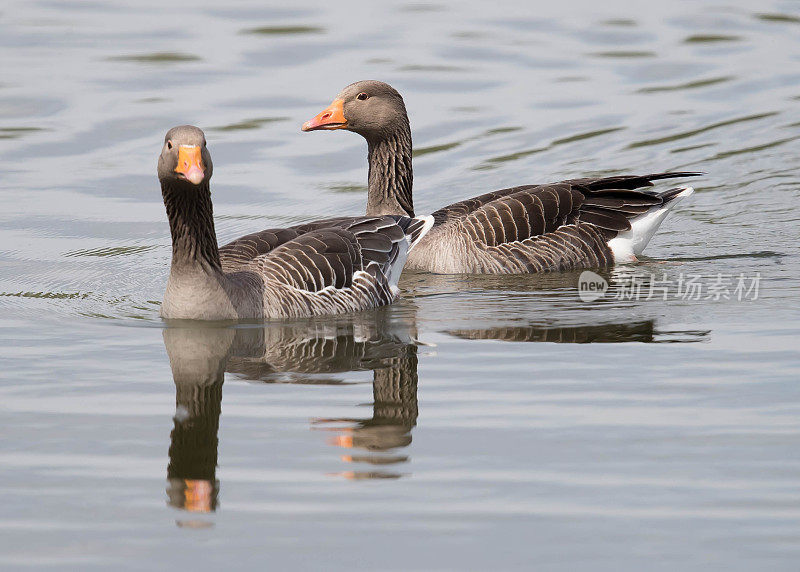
608;186;694;263
408;215;434;251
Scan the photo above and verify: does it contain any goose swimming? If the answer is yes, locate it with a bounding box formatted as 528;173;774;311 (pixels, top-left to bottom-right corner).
158;125;432;320
302;80;698;274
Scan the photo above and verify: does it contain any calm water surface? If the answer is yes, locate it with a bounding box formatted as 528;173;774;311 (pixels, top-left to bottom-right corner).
1;0;799;569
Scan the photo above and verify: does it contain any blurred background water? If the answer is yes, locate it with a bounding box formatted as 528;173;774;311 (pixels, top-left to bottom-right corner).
1;0;799;569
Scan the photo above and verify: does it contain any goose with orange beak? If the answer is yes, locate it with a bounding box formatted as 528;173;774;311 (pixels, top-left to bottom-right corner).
302;80;699;274
157;124;432;320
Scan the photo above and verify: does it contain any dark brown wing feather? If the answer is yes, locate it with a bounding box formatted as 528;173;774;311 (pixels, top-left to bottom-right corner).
433;172;699;272
220;215;418;275
238;216;415;293
219;228;302;271
461;185;576;247
451;172;699;247
260;228;360;291
432;186;538;226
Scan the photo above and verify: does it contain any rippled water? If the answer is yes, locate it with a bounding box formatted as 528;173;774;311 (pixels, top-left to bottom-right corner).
1;0;799;569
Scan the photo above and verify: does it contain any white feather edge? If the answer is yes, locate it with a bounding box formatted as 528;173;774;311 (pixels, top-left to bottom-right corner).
388;215;435;295
408;215;435;252
608;186;694;263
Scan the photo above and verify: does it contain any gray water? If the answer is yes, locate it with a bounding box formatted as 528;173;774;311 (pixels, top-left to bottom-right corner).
1;0;799;569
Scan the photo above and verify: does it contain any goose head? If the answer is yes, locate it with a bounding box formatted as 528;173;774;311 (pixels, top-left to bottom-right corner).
302;80;409;141
158;125;213;186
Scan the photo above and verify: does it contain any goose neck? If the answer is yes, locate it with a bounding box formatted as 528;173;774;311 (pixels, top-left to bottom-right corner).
162;180;222;274
366;125;414;217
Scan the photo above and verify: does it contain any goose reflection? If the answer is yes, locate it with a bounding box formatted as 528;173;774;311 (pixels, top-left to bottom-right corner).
163;326;230;517
314;342;418;480
162;310;421;520
223;315;420;480
446;320;710;344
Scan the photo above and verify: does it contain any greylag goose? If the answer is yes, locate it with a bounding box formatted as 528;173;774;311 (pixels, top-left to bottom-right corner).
158;125;432;320
302;80;699;274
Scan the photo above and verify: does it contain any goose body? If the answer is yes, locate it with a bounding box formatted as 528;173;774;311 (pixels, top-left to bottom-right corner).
158;125;432;320
406;177;695;273
302;80;698;274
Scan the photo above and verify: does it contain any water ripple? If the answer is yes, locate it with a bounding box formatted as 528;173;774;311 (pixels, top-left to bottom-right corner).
627;112;778;148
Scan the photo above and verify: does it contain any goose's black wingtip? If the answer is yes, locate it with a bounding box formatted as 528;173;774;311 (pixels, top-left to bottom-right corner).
648;171;704;181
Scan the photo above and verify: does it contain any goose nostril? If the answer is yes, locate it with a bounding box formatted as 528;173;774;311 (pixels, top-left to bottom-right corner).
322;112;331;119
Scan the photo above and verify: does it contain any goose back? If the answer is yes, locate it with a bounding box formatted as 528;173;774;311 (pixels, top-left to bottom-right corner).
213;215;431;319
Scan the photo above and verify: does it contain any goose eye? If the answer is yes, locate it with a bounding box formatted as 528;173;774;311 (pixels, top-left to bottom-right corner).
167;140;173;150
356;92;368;101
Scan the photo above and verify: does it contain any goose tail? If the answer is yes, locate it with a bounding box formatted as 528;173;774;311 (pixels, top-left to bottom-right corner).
404;215;435;251
385;215;434;294
607;186;694;262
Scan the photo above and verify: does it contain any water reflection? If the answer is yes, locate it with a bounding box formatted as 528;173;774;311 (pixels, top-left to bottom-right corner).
224;316;421;480
314;342;418;480
161;312;421;521
162;310;710;519
446;321;710;344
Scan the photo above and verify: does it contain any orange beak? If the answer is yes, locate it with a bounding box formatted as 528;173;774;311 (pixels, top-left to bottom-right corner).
329;434;354;448
174;145;205;185
301;99;347;131
182;479;213;513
